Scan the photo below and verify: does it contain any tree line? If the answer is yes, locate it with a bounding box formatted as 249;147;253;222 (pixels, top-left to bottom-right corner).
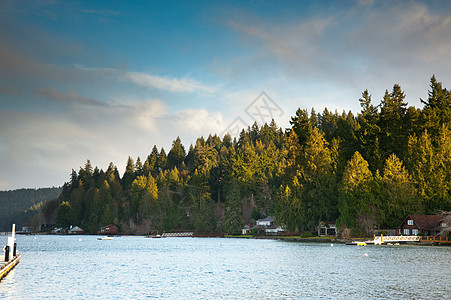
42;75;451;236
0;187;62;231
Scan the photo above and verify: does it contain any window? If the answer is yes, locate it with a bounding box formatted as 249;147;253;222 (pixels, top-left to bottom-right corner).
412;229;418;236
442;223;447;227
404;229;410;235
407;220;413;225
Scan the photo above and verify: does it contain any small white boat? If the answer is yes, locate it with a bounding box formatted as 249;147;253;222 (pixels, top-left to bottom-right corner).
97;236;113;240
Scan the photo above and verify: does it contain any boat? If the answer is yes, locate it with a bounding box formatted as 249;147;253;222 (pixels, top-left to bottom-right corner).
97;236;113;240
345;241;367;246
145;230;165;238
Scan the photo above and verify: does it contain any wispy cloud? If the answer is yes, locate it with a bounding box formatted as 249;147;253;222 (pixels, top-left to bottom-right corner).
124;72;216;93
0;85;20;96
75;65;216;94
81;9;120;16
226;1;451;108
35;87;109;107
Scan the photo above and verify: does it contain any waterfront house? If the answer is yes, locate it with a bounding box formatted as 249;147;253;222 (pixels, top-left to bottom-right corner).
256;216;274;227
68;226;84;235
397;215;446;236
241;224;251;235
21;226;33;233
317;221;337;236
52;227;63;234
98;224;118;235
252;216;284;236
265;224;284;235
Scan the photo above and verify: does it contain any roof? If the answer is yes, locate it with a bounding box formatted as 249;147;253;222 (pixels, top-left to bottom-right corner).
68;226;84;232
318;221;336;228
257;216;274;222
101;224;117;229
404;215;444;230
266;224;279;229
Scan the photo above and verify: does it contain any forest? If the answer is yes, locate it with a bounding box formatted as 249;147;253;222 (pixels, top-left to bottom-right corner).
0;187;62;231
40;75;451;236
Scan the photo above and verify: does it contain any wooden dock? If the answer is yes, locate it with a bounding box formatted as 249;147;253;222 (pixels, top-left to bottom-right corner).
368;235;451;246
419;236;451;245
0;254;21;281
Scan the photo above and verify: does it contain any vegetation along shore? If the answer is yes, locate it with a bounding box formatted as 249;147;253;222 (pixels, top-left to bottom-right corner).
9;76;451;238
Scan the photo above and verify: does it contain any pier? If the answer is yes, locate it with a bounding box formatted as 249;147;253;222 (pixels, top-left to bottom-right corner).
162;232;193;237
0;224;20;282
0;254;21;281
370;235;451;245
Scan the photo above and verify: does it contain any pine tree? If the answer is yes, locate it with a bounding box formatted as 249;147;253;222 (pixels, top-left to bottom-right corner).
379;84;408;160
167;137;186;169
121;156;136;191
56;201;73;229
382;154;420;227
338;152;375;234
289;108;311;146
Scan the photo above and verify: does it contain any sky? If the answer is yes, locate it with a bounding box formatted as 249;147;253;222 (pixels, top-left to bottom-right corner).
1;0;451;190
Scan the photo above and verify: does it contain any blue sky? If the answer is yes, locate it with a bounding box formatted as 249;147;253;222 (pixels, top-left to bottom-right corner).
1;0;451;189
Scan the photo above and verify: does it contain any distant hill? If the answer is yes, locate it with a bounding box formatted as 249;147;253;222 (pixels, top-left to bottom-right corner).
0;187;62;231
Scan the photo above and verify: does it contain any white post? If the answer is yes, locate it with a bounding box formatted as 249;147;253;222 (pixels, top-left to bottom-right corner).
8;224;16;259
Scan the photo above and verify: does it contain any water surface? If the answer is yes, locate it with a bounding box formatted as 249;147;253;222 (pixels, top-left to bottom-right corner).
0;235;450;299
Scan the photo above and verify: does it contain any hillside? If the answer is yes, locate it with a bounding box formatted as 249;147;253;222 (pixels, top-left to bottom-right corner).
0;187;62;231
44;76;451;236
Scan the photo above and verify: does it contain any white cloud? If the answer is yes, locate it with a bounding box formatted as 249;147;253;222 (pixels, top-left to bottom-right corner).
0;98;228;189
171;108;224;134
75;65;216;94
35;87;109;107
225;1;451;110
124;72;216;94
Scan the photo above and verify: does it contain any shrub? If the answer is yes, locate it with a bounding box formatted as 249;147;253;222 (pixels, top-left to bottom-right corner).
300;231;314;238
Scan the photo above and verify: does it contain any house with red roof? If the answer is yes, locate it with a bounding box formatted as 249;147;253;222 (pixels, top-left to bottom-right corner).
97;224;118;235
397;215;446;236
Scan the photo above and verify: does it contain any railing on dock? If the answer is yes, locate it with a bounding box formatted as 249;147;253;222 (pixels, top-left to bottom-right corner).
162;232;193;237
420;236;451;243
373;235;420;244
371;235;451;245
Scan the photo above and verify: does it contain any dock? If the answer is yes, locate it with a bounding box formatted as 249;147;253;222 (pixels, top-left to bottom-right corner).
0;254;21;281
1;224;20;282
368;235;451;245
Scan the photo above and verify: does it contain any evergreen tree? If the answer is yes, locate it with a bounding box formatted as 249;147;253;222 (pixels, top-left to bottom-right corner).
122;156;136;191
382;154;420;227
338;152;375;234
158;148;168;171
222;179;243;234
56;201;73;229
167;137;186;169
379;84;408;160
289;108;311;146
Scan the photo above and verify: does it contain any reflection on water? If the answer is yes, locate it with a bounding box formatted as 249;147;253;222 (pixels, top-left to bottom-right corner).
0;235;450;299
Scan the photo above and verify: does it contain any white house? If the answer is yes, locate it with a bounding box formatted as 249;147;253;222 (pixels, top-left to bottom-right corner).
256;216;274;227
241;225;250;235
68;226;84;235
265;224;284;235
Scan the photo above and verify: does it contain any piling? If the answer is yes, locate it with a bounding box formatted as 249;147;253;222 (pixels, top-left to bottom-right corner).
0;224;20;282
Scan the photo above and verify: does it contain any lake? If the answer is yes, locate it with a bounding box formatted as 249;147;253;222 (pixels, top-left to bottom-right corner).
0;235;450;299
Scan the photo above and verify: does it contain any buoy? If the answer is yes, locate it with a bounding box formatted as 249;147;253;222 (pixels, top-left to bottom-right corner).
363;253;368;257
331;243;333;247
78;239;82;242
